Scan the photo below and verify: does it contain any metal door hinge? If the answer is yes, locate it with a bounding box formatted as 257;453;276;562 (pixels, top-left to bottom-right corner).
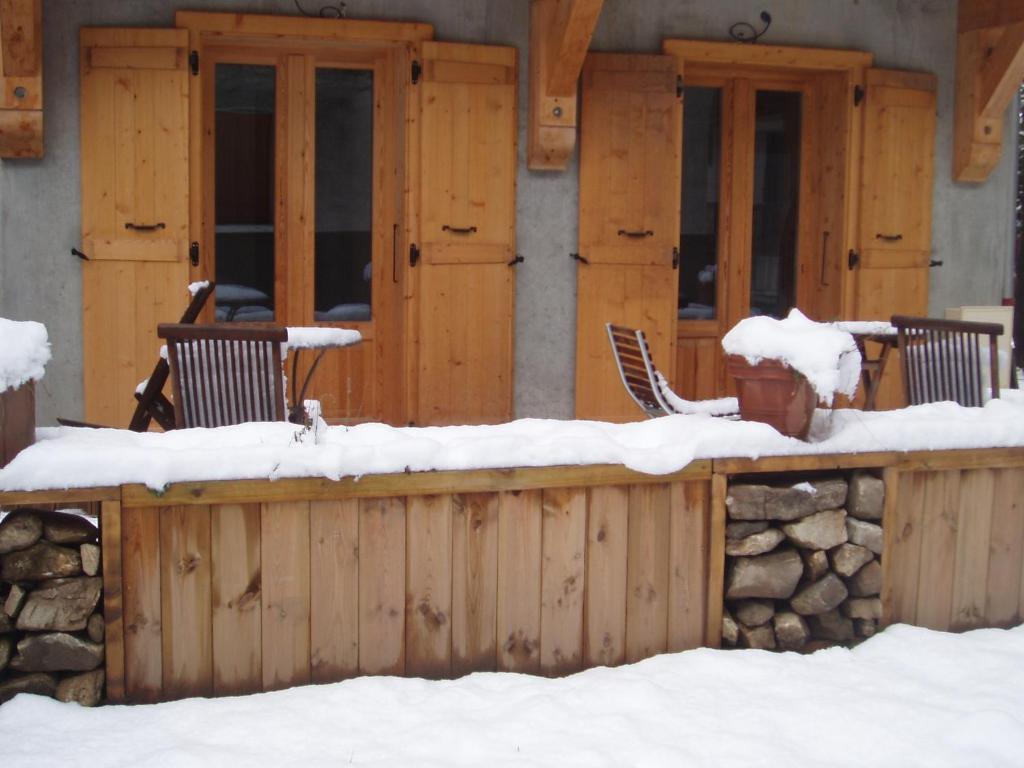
411;60;422;85
676;74;684;99
848;249;859;269
190;241;200;267
189;50;199;76
853;85;864;106
410;243;420;267
672;246;679;269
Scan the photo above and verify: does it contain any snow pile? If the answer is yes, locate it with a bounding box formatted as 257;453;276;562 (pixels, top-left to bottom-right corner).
723;309;861;404
0;624;1022;766
3;393;1024;492
0;319;50;392
285;326;362;350
186;280;210;297
655;373;738;416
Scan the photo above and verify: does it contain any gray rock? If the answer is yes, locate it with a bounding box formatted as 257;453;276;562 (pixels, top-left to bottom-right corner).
809;479;848;511
87;612;105;644
790;573;849;616
56;669;105;707
801;550;830;581
848;474;885;521
1;541;82;581
726;521;769;540
733;599;775;627
40;510;99;546
5;583;27;617
0;672;58;704
726;484;819;522
725;485;771;520
725;528;785;557
80;543;101;577
726;549;804;600
846;518;884;555
0;611;12;633
739;622;777;650
848;559;882;597
0;635;12;671
854;618;878;638
782;509;848;550
9;632;104;673
773;612;810;650
809;609;855;642
0;510;43;554
844;597;882;620
722;610;740;647
16;577;102;632
831;543;875;578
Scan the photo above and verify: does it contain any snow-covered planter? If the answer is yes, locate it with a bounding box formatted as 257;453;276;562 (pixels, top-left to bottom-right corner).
722;310;861;439
0;320;50;468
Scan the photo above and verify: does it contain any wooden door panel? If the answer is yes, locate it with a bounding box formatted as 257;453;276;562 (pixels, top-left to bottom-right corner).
674;336;721;401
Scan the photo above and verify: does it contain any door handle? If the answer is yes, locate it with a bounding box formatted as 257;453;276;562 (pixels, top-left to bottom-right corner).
125;222;166;232
875;232;902;242
442;225;477;235
617;229;654;239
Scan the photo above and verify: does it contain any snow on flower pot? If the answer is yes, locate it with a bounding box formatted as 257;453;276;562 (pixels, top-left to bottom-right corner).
722;309;861;440
0;319;51;467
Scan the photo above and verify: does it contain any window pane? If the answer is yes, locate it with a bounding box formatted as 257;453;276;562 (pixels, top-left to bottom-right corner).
750;90;801;319
314;68;374;322
679;86;722;321
214;64;276;323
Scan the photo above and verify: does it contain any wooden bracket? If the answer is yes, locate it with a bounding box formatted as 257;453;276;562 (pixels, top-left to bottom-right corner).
953;1;1024;182
527;0;603;170
0;0;42;158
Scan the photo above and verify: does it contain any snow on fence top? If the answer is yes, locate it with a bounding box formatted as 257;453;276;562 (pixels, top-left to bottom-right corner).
722;309;861;404
285;327;362;350
0;318;50;392
2;392;1024;492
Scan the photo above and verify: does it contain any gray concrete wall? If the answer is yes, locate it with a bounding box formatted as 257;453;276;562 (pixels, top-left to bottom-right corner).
0;0;1016;424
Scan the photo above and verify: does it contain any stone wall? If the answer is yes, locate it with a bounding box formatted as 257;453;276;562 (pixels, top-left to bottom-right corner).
722;473;884;651
0;509;105;706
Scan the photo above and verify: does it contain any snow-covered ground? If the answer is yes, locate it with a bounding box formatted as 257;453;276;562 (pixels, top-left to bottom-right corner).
0;624;1021;766
2;392;1024;493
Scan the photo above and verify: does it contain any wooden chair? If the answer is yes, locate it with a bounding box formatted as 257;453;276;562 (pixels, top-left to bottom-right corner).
157;323;288;428
606;323;737;418
891;315;1004;407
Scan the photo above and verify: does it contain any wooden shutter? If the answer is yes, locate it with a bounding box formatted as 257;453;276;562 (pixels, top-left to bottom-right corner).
80;29;190;425
575;53;682;421
414;42;517;425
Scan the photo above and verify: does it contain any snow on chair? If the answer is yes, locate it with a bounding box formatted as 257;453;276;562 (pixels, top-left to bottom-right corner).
158;323;288;428
605;323;738;419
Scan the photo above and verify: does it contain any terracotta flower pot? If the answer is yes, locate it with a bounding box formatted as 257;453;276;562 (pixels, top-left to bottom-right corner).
726;355;817;440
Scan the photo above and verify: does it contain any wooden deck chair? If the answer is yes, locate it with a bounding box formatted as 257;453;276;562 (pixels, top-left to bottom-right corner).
158;323;288;428
606;323;738;418
891;315;1003;407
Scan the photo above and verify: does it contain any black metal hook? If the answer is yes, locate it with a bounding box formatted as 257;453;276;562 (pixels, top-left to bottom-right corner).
570;252;589;265
71;247;89;261
507;254;524;267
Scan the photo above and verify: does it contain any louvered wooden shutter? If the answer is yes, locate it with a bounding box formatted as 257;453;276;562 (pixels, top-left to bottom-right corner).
80;29;190;425
575;53;682;421
414;42;517;425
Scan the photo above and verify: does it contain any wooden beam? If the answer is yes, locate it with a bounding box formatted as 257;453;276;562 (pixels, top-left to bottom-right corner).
527;0;603;170
0;0;41;158
953;4;1024;183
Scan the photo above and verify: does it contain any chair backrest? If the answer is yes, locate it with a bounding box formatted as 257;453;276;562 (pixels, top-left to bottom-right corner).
891;315;1003;407
605;323;673;418
158;323;288;428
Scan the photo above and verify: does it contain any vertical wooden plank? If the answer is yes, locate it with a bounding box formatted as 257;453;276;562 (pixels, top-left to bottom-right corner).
882;471;926;625
914;471;961;631
625;483;671;662
540;487;586;675
210;503;261;696
951;469;996;630
668;480;710;652
160;505;212;700
309;499;360;682
261;501;311;691
583;485;629;667
986;468;1024;627
358;496;407;676
406;494;454;678
100;500;125;702
451;492;499;675
496;489;542;673
122;506;162;702
704;474;727;648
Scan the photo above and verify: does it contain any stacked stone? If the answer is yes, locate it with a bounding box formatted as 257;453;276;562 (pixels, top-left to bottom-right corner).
0;509;105;706
721;473;885;651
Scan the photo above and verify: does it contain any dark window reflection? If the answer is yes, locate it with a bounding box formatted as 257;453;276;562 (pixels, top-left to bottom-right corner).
214;64;276;322
750;90;801;319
